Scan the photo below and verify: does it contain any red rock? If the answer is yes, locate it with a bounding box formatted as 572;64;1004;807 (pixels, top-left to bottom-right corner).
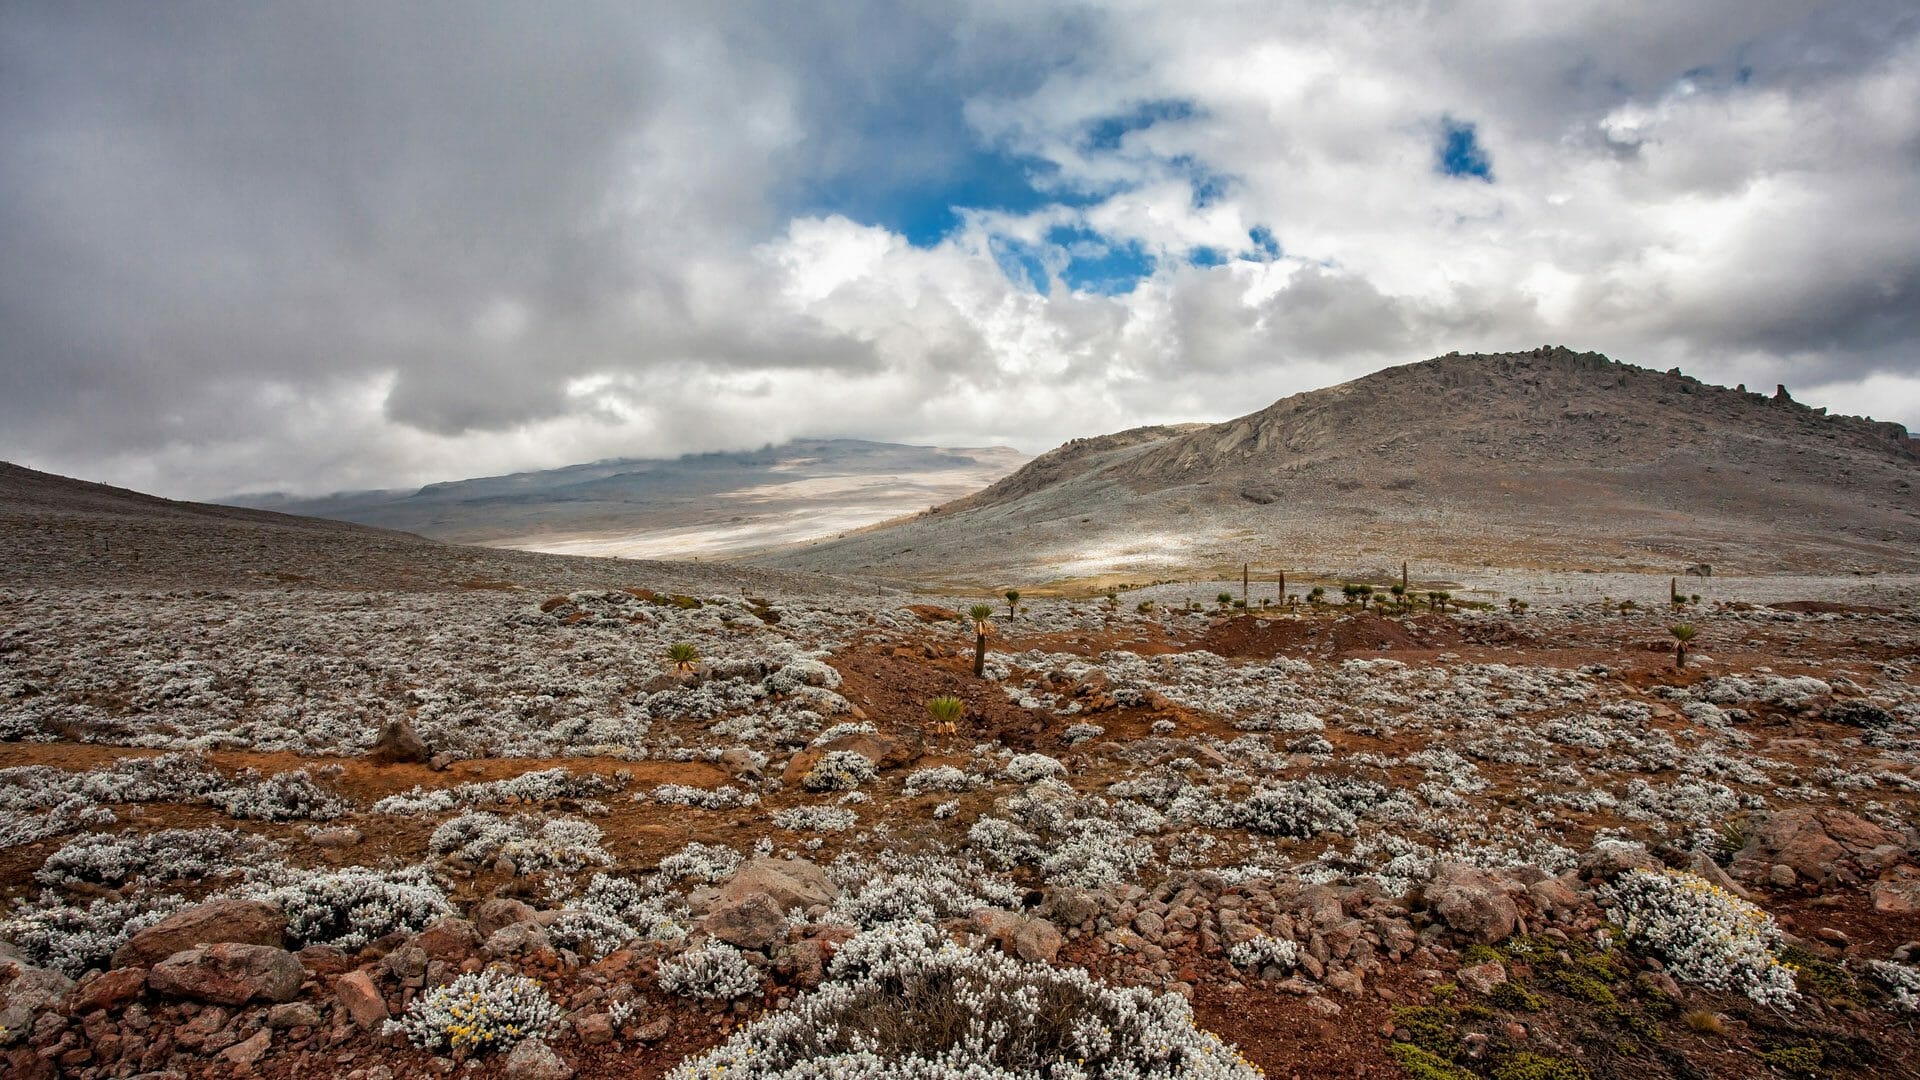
147;944;304;1006
703;893;786;951
113;901;286;969
66;967;147;1014
718;858;838;911
334;970;388;1030
221;1028;272;1067
410;917;482;961
472;899;539;939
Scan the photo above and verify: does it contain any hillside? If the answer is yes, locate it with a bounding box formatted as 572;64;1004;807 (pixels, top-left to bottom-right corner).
0;461;879;596
757;347;1920;585
227;438;1027;560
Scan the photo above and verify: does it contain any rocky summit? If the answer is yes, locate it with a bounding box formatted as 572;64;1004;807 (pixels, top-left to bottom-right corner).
762;347;1920;585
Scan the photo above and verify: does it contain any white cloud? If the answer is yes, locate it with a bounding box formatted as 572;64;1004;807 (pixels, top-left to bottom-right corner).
1;1;1915;499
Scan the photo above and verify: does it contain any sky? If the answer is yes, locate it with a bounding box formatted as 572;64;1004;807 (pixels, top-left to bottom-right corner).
3;1;1918;500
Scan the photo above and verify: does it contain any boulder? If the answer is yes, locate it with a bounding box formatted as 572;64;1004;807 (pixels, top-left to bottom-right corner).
364;718;430;764
1577;840;1659;882
147;944;304;1005
1457;962;1508;995
0;962;74;1013
703;893;786;951
720;858;839;912
410;917;483;961
113;900;286;969
782;733;921;784
1425;864;1519;944
473;898;540;939
504;1038;573;1080
334;970;388;1030
1731;809;1908;886
66;968;147;1014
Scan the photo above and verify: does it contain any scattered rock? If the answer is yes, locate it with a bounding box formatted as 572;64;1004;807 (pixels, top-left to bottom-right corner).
503;1038;572;1080
364;718;430;764
720;858;839;911
1732;809;1908;886
473;899;540;939
703;893;787;951
1871;875;1920;914
334;970;388;1030
1425;864;1519;943
114;900;287;969
572;1012;614;1045
267;1002;321;1029
221;1029;272;1067
66;968;147;1014
148;944;304;1006
1457;962;1508;994
410;917;483;961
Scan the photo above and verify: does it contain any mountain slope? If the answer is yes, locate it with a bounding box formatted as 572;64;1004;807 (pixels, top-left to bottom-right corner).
228;438;1027;560
756;347;1920;585
0;461;881;596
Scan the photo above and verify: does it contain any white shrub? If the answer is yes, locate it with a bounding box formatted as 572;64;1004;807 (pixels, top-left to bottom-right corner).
651;784;760;810
0;892;188;976
772;806;857;832
1228;935;1298;972
802;750;876;792
903;765;974;796
428;812;612;873
667;921;1261;1079
393;967;562;1054
1062;722;1105;745
657;841;742;883
219;768;351;821
1004;754;1066;783
1869;960;1920;1013
239;866;449;949
658;942;763;1000
1601;869;1798;1008
37;827;278;887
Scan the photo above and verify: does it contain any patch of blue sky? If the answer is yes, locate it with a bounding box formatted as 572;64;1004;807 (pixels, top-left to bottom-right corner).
1047;225;1153;294
796;144;1102;248
1436;116;1494;181
1083;99;1199;151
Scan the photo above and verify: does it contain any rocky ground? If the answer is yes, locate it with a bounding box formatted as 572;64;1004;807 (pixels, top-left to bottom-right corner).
2;565;1918;1079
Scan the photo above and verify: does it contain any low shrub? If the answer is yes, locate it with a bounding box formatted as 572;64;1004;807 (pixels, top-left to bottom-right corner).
1601;868;1797;1008
392;967;562;1054
802;751;877;792
668;921;1261;1079
658;942;763;1000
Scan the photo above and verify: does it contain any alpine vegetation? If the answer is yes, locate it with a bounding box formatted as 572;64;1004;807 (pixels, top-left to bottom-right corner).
667;922;1262;1079
1602;868;1799;1008
657;941;765;1000
393;967;563;1054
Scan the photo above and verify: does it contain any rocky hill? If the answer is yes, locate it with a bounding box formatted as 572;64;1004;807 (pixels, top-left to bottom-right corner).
758;347;1920;585
0;461;877;596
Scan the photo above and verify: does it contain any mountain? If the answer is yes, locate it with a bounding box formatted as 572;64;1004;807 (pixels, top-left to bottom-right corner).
755;347;1920;586
227;438;1028;560
0;460;877;596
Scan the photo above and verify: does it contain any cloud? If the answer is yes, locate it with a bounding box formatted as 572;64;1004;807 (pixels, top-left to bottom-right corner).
1;1;1916;499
